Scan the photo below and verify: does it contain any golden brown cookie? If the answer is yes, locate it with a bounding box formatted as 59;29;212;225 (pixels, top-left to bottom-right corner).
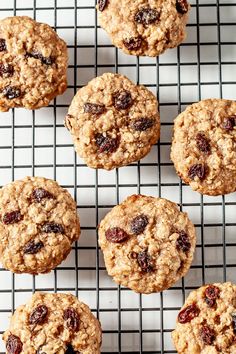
172;282;236;353
171;99;236;196
2;292;102;354
97;0;190;57
65;73;160;170
98;194;196;294
0;176;80;274
0;16;68;111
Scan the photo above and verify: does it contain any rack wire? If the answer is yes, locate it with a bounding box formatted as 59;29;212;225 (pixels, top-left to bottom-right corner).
0;0;236;353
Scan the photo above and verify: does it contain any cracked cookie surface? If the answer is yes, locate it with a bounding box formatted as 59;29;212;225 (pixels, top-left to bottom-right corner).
65;73;160;170
171;99;236;196
98;194;196;294
0;176;80;274
97;0;190;57
0;16;68;111
2;292;102;354
172;282;236;354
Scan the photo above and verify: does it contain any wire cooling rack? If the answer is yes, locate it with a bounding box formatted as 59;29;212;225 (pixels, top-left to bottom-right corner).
0;0;236;353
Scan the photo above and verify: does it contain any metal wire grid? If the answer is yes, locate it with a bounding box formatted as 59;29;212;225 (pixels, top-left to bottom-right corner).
0;0;236;353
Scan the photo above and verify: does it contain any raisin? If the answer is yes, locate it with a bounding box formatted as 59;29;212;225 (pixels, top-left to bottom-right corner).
196;133;211;154
204;285;220;308
113;90;133;110
65;345;75;354
0;63;14;78
42;57;53;65
65;344;81;354
205;297;215;308
188;164;206;180
30;188;53;203
98;0;108;11
105;227;129;243
38;344;80;354
221;116;236;131
205;285;220;300
2;210;23;225
84;102;105;115
3;86;21;99
41;222;64;234
64;308;80;331
6;335;22;354
95;133;119;153
132;118;155;131
26;51;54;65
130;214;148;235
137;250;154;272
0;38;6;52
200;325;216;345
123;36;143;51
176;0;188;14
178;303;200;323
36;348;46;354
231;313;236;334
176;231;191;253
134;8;160;25
29;305;48;325
23;240;44;255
